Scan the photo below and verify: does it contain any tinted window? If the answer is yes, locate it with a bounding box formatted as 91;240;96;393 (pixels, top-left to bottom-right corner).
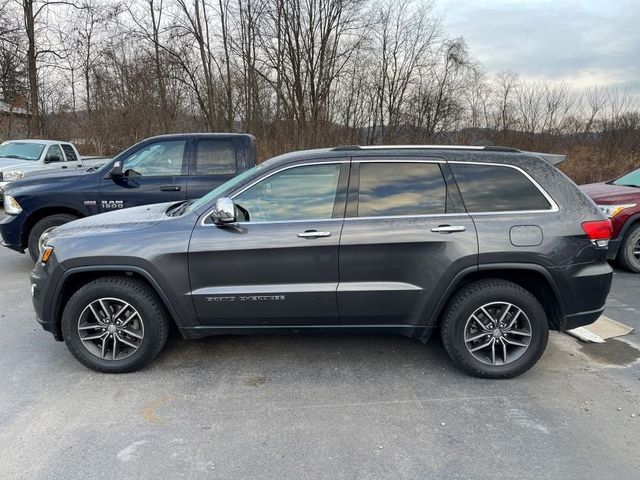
122;140;185;176
61;144;78;162
235;164;341;222
196;140;237;175
451;163;551;212
46;144;64;162
357;162;447;217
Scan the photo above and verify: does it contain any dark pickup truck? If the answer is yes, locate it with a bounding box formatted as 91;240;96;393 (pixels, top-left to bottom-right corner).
1;133;256;260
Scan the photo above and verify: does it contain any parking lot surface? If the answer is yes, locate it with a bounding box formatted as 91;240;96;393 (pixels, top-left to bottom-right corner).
0;211;639;479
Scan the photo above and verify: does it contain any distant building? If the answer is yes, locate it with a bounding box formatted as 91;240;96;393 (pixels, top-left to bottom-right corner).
0;101;30;140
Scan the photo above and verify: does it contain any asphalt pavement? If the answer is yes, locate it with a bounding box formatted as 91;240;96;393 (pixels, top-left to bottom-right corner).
0;210;639;479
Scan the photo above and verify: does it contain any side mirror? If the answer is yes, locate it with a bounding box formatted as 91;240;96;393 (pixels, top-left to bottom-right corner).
110;160;124;177
211;197;236;225
44;155;62;164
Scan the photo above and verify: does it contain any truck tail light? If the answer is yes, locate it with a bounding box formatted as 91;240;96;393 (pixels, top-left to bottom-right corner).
581;219;612;247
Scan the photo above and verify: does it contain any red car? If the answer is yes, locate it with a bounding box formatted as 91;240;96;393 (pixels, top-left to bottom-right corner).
582;167;640;272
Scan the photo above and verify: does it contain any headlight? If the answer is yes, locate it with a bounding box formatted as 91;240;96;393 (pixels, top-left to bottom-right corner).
2;170;24;181
3;194;23;215
597;203;637;218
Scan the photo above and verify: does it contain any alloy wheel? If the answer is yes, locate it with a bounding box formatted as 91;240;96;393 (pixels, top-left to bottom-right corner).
77;297;145;361
463;302;532;366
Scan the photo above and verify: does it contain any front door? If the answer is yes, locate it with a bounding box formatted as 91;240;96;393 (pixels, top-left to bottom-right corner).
189;161;349;326
98;139;188;211
337;160;478;327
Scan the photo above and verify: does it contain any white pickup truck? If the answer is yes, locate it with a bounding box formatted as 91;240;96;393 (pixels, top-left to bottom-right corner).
0;139;107;194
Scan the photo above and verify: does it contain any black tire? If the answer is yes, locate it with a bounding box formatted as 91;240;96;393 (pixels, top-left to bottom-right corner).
62;276;170;373
28;213;79;262
617;224;640;273
440;279;549;379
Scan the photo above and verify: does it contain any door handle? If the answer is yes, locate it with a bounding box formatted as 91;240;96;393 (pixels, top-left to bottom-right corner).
61;165;67;169
160;185;181;191
431;225;466;233
297;230;331;239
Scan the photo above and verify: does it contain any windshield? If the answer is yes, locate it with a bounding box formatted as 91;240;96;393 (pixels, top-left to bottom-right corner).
612;168;640;187
187;160;276;213
0;141;45;161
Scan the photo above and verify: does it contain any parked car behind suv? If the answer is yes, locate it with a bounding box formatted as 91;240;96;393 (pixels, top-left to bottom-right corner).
1;133;256;261
30;145;613;378
581;167;640;272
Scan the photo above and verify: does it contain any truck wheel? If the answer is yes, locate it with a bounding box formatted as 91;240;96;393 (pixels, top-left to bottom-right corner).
617;224;640;273
61;276;170;373
28;213;79;262
440;279;549;379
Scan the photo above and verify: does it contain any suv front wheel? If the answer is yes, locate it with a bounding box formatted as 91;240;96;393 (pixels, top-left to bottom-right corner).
62;276;170;373
440;279;549;379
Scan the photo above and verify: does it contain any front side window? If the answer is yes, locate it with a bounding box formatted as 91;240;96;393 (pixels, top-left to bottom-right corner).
450;163;552;212
46;144;64;162
196;140;237;175
357;162;447;217
0;141;44;161
234;164;341;222
122;140;186;177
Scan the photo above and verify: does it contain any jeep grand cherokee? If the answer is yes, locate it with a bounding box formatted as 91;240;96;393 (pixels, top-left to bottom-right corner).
29;145;613;378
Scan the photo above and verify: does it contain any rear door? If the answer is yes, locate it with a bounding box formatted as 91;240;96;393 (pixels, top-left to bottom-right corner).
337;159;478;328
60;143;84;168
98;139;188;211
186;138;242;200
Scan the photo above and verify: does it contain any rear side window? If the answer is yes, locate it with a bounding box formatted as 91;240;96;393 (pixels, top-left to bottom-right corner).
450;163;551;212
196;140;237;175
61;144;78;162
357;162;447;217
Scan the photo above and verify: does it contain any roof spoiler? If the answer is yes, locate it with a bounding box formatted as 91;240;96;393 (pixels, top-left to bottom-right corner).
525;151;565;166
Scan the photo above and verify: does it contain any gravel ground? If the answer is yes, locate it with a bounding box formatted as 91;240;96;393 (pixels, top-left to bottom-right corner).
0;209;639;479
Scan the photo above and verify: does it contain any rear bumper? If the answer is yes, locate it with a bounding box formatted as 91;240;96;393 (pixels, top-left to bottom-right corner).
563;307;606;330
550;259;613;331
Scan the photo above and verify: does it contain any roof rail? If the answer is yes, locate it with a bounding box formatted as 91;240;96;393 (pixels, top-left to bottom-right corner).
331;144;522;152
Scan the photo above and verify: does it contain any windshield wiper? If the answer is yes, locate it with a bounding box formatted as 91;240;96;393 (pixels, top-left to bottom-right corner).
2;154;26;160
616;184;640;188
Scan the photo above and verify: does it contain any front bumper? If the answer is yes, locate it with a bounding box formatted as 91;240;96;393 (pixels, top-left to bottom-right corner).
0;211;26;252
30;257;65;341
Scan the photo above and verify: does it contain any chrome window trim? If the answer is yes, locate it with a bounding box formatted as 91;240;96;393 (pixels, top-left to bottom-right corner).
447;160;559;214
199;159;559;227
201;161;348;226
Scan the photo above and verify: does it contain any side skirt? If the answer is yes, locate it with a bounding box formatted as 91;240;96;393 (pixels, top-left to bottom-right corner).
179;324;425;340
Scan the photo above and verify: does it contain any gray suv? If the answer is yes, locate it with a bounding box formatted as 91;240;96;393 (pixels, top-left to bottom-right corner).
30;146;613;378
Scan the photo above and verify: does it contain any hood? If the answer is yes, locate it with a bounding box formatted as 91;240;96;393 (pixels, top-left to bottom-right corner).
0;157;34;170
5;168;94;194
580;182;640;203
48;202;174;241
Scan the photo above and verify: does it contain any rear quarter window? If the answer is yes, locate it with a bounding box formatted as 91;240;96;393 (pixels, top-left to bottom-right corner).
450;163;552;212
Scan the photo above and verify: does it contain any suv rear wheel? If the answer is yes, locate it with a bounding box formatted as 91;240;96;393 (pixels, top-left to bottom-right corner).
62;276;170;373
28;213;79;262
440;279;549;379
617;224;640;273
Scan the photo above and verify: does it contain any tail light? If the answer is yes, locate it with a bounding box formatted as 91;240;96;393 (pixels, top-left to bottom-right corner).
581;219;612;247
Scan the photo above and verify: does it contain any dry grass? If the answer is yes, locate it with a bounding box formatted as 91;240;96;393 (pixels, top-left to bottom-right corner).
559;145;640;185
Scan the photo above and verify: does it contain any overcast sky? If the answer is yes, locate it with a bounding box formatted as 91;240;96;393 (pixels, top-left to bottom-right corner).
436;0;640;92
